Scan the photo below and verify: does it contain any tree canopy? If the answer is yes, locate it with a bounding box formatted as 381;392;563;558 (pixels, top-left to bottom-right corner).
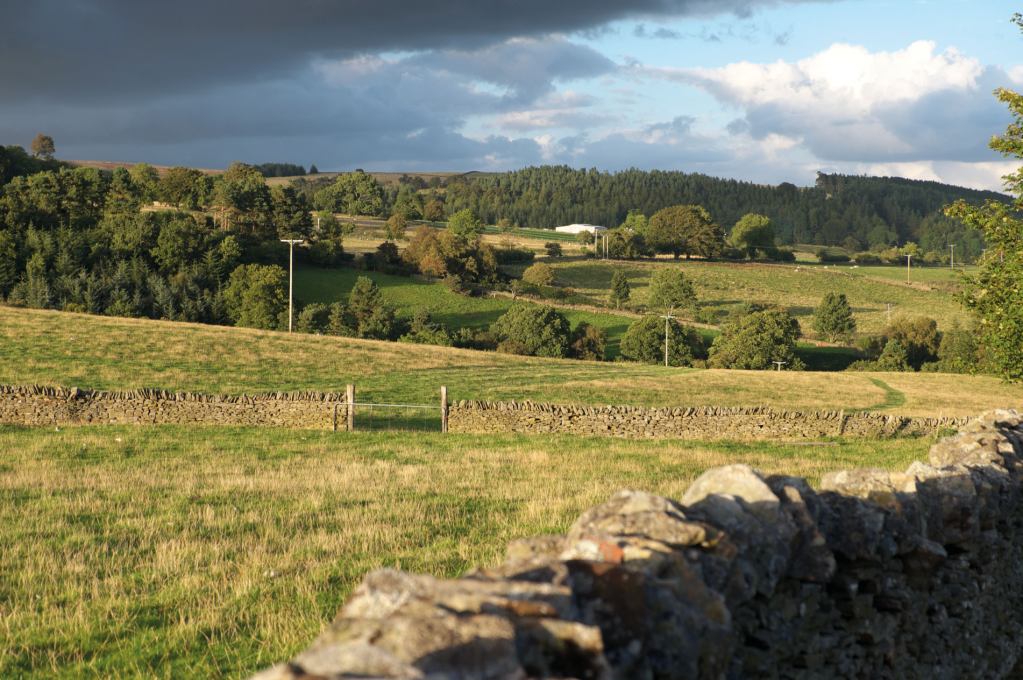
943;14;1023;381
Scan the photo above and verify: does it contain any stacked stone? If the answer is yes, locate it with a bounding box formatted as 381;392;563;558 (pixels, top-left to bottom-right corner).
448;400;966;441
0;384;347;430
249;409;1023;680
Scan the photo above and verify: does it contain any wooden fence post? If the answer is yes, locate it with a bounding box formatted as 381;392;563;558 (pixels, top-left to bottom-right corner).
441;386;448;433
347;384;355;432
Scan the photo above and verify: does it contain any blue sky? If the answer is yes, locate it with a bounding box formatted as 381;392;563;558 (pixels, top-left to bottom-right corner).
2;0;1020;189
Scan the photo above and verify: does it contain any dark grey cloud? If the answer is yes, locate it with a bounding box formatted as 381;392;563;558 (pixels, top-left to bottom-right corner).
0;0;830;104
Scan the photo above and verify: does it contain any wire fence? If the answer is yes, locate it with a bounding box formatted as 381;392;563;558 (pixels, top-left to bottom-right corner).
349;402;444;432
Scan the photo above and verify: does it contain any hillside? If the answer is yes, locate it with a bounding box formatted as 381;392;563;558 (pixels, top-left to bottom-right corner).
1;306;1016;417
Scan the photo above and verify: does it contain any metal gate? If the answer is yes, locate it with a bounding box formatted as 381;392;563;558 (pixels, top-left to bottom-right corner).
349;402;444;432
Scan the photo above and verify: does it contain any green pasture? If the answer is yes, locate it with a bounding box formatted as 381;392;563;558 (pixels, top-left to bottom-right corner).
505;258;971;334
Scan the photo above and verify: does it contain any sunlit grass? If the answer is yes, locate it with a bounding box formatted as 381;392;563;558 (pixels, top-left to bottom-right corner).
2;306;1017;417
0;423;932;680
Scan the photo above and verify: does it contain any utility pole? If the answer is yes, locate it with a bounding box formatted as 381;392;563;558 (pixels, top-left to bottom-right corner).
950;244;955;270
280;239;305;333
905;254;912;284
772;361;787;371
659;313;675;367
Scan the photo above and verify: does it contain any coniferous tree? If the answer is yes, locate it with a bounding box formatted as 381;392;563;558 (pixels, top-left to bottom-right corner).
609;269;630;310
811;292;856;342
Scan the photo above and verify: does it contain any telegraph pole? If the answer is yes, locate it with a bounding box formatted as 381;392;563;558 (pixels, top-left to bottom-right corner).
905;254;912;284
659;313;675;367
280;239;305;333
950;244;955;270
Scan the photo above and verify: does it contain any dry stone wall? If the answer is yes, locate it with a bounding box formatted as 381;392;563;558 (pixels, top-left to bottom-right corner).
0;384;349;430
449;400;967;440
249;409;1023;680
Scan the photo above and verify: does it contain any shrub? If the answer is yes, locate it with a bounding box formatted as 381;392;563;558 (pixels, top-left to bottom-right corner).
853;252;881;265
694;307;722;325
398;328;453;346
495;247;534;264
443;274;469;295
522;262;556;286
620;315;703;367
497;340;530;355
377;241;400;263
309;238;344;267
707;309;804;370
875;339;912;372
326;302;356;336
544;242;563;258
490;304;571;358
775;248;796;262
855;335;885;358
570;322;607;361
296;302;332;333
815;249;851;263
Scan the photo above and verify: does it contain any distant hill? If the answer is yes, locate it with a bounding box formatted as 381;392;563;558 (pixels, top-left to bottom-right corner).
440;166;1009;260
64;160;223;178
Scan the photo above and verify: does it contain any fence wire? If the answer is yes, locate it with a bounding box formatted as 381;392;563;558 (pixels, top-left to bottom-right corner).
349;403;444;432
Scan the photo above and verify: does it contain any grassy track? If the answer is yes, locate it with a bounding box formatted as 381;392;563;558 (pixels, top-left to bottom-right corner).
0;423;933;680
1;307;1017;417
504;258;972;334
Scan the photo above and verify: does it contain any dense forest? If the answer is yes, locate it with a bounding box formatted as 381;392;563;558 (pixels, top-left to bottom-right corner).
0;147;314;325
434;167;1006;260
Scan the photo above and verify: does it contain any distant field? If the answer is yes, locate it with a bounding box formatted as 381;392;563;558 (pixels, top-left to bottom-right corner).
265;171;469;189
0;424;931;680
1;306;1017;417
503;258;971;334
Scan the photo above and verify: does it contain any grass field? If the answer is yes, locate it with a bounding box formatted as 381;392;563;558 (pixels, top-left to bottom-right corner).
292;267;637;357
1;307;1017;417
504;258;972;334
0;424;935;680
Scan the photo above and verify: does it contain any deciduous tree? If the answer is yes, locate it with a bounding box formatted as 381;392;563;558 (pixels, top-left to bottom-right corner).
30;134;55;160
646;205;723;259
648;268;697;316
943;15;1023;381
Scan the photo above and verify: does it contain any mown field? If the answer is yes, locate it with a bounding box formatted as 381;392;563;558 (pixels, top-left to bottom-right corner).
0;424;934;680
501;257;973;334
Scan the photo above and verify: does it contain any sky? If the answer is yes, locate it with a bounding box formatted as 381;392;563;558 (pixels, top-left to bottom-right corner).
1;0;1021;189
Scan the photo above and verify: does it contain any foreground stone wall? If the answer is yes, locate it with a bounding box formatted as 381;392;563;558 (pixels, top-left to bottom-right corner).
250;409;1023;680
0;384;348;430
449;400;967;440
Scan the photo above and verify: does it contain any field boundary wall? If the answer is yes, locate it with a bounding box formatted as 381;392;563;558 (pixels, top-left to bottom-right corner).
449;399;968;440
0;384;348;430
248;409;1023;680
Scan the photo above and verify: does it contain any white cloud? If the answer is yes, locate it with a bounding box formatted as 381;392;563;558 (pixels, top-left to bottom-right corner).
646;40;1012;164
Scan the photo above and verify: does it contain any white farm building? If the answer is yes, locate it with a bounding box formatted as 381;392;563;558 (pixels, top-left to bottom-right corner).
555;223;607;234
